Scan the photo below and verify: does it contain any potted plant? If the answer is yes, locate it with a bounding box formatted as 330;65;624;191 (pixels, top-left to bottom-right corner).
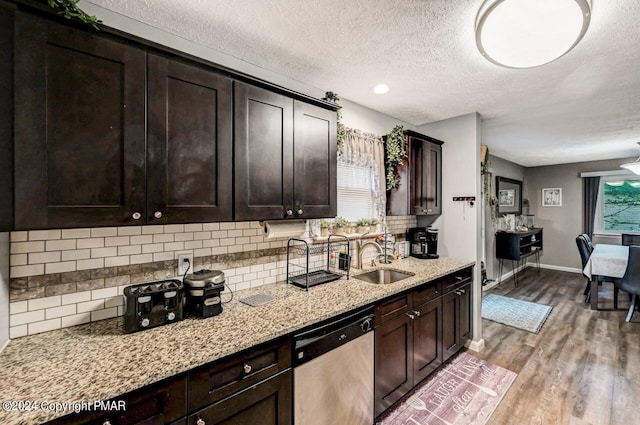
333;217;349;235
370;218;381;233
356;218;370;234
320;220;332;237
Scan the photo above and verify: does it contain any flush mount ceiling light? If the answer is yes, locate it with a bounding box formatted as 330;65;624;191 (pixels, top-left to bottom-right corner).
475;0;591;68
372;84;390;94
620;142;640;175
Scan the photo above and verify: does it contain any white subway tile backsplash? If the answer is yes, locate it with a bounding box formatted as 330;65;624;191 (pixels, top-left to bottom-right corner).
29;318;61;335
29;230;61;241
130;235;153;245
61;313;91;328
76;258;104;271
11;310;45;327
10;301;28;314
11;231;28;242
62;249;91;261
105;296;124;308
10;254;27;266
117;226;142;236
91;247;118;258
153;252;174;262
194;248;212;257
211;247;228;255
11;241;45;254
142;243;164;254
62;228;91;239
164;242;184;252
92;287;118;300
105;236;130;247
10;325;28;339
184;223;203;232
228;245;243;254
118;245;142;256
46;304;76;319
44;261;75;274
91;307;118;322
174;232;194;242
228;230;243;237
28;295;61;311
77;238;105;249
163;224;184;233
61;291;92;305
153;234;174;243
105;256;130;267
202;223;219;231
184;240;203;250
77;299;105;313
29;251;61;264
220;223;235;230
220;238;235;246
91;227;118;237
11;264;45;278
202;239;220;248
142;225;164;234
45;239;76;251
242;244;257;251
130;254;153;265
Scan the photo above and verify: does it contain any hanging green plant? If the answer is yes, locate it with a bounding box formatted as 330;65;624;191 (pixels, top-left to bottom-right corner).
385;125;406;190
46;0;102;30
324;91;346;156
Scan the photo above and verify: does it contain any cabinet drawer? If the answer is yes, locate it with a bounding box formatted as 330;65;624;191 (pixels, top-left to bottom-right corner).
375;293;411;323
188;338;291;412
441;268;473;293
413;281;441;305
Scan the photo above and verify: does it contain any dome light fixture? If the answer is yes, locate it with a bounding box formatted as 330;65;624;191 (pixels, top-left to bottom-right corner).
475;0;591;69
372;84;390;94
620;142;640;175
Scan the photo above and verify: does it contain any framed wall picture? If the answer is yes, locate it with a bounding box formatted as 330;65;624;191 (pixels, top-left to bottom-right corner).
495;176;522;215
542;188;562;207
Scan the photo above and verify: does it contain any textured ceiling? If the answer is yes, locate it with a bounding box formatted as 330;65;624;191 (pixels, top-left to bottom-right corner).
88;0;640;167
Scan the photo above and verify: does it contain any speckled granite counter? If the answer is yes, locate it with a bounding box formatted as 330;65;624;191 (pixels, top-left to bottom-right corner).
0;256;474;424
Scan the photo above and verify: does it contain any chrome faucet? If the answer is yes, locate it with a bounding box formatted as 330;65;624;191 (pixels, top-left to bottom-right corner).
358;233;384;269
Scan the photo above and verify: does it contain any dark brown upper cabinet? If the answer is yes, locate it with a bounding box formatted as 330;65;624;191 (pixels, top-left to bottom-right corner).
147;54;233;224
234;82;337;221
14;12;147;229
387;130;443;216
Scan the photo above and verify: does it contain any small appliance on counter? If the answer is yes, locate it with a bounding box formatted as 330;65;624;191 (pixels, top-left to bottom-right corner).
183;269;225;318
407;226;439;259
124;279;184;333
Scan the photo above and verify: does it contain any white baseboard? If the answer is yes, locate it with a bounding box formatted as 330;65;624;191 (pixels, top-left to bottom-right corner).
466;338;485;352
526;262;582;274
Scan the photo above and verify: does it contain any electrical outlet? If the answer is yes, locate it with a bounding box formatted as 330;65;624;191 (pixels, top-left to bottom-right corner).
178;253;193;275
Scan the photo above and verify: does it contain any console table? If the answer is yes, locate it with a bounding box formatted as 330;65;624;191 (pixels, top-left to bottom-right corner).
496;228;543;286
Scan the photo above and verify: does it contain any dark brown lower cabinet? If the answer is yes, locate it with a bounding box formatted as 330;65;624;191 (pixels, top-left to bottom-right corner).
412;297;443;383
189;370;292;425
442;281;472;362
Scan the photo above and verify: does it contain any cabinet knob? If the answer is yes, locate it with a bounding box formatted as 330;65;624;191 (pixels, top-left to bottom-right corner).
455;276;464;281
297;208;304;216
286;209;293;216
243;363;252;374
196;418;206;425
103;421;112;425
154;211;163;219
427;208;432;213
131;212;141;220
406;312;415;320
412;310;421;317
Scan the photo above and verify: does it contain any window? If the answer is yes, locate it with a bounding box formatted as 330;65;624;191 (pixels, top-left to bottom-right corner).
336;161;376;222
596;177;640;232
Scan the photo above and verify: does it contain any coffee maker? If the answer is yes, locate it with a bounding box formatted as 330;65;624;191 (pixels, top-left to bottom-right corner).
407;227;439;259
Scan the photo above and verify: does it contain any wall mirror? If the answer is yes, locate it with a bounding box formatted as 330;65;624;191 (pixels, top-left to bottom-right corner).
496;176;522;215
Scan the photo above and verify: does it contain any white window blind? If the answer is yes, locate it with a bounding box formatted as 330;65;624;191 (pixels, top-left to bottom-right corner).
337;161;376;221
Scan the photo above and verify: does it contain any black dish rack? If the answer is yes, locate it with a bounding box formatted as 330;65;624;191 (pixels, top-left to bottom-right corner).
286;235;351;290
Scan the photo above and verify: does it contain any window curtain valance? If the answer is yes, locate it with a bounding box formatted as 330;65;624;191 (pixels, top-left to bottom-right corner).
340;127;386;218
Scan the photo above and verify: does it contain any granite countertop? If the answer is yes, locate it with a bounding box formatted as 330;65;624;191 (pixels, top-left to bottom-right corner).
0;256;474;424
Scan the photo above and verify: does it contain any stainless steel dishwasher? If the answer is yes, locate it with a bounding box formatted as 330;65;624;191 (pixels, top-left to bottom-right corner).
293;308;374;425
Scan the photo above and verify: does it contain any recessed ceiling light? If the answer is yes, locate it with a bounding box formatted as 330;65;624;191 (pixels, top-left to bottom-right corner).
373;84;389;94
475;0;591;69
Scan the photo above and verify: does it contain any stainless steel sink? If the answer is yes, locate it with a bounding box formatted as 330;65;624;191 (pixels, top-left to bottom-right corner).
353;269;415;285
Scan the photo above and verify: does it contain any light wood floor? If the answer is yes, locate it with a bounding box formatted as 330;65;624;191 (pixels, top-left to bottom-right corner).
473;267;640;425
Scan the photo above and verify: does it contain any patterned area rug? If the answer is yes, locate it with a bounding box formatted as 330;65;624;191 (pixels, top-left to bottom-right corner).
481;294;552;333
378;352;516;425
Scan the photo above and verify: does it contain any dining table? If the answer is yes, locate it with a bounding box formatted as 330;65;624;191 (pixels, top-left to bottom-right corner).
583;243;629;310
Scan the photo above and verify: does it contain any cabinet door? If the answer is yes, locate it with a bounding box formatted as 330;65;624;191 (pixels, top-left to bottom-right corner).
292;101;337;219
234;82;294;220
147;55;232;223
410;138;427;215
14;12;146;229
442;289;461;362
425;142;442;215
413;297;442;383
189;370;292;425
374;313;413;417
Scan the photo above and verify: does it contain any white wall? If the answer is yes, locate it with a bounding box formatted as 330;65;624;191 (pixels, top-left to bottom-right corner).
0;232;9;351
416;113;483;348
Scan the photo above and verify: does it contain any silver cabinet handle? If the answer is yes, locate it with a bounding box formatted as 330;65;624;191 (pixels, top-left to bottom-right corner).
243;363;252;374
297;208;303;215
154;211;162;219
103;421;112;425
196;418;206;425
131;212;141;220
456;276;464;281
412;310;421;317
427;208;433;213
286;209;293;216
406;312;415;320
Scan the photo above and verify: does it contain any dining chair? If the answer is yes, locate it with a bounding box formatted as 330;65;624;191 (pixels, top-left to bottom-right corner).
614;245;640;322
576;234;618;307
621;233;640;246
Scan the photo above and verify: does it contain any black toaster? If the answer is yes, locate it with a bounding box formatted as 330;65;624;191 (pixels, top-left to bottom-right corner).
123;279;185;333
183;270;225;318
